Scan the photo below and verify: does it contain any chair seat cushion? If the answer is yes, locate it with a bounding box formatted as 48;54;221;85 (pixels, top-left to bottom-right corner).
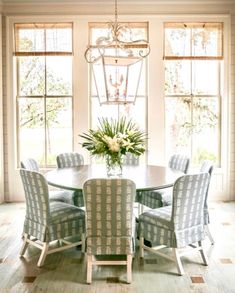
49;190;74;205
139;206;173;230
50;201;85;224
150;187;173;206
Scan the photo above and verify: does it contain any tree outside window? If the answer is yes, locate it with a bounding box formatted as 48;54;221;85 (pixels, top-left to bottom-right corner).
14;23;73;167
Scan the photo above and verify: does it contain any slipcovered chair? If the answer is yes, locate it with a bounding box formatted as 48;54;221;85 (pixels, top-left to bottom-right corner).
56;152;84;168
83;178;136;284
21;158;74;205
139;154;190;209
56;152;84;207
123;152;142;207
123;152;139;166
19;169;85;267
200;160;214;245
139;173;210;275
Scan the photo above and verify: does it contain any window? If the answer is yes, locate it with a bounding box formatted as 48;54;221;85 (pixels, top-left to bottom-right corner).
164;22;223;166
89;22;148;163
14;23;73;167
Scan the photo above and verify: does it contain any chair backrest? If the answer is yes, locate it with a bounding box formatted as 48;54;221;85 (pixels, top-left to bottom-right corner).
56;152;84;168
21;158;40;172
83;178;136;239
169;154;190;174
200;160;214;223
123;153;139;166
20;169;50;226
171;173;210;231
200;160;213;176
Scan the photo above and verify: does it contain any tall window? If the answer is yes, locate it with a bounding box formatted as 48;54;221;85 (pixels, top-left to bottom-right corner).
164;22;223;166
89;22;148;140
14;23;73;167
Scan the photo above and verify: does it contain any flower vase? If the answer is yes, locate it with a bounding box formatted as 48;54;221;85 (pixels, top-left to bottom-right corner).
105;155;123;176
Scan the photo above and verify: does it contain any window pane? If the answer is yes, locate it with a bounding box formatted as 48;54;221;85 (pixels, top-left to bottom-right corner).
192;61;219;95
18;98;45;164
165;97;191;158
165;28;191;57
19;56;45;96
46;56;72;95
46;27;72;52
165;60;191;95
45;98;73;165
17;27;45;52
192;26;223;57
192;97;219;164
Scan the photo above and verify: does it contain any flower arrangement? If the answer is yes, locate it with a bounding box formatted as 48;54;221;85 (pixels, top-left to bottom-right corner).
79;117;147;175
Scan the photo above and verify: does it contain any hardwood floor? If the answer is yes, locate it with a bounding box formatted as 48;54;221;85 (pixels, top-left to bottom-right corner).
0;201;235;293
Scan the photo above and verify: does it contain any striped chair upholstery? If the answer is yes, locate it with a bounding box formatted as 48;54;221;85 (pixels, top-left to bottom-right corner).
139;154;190;209
139;173;210;275
56;152;84;168
21;158;74;205
83;178;136;284
21;158;39;172
123;152;141;203
56;152;84;207
19;169;85;267
123;153;139;166
200;160;214;244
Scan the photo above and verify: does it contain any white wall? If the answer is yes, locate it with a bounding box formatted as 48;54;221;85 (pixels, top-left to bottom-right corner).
0;14;4;203
1;2;235;202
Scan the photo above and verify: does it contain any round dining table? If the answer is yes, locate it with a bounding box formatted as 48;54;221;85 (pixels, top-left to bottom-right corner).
45;164;182;192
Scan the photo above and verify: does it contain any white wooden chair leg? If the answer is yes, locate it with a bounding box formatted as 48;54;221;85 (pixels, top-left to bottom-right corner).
87;255;92;284
173;248;184;275
198;241;209;266
19;233;29;257
81;233;86;253
127;254;132;284
37;243;49;267
205;225;215;245
139;237;144;258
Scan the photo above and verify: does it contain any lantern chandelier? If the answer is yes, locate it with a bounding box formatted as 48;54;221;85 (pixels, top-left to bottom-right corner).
84;0;150;105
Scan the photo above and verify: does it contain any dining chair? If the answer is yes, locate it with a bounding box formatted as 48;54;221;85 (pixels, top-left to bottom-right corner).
200;160;214;245
19;169;85;267
56;152;84;168
139;154;190;209
83;178;136;284
56;152;84;207
123;152;139;166
21;158;74;204
139;173;210;275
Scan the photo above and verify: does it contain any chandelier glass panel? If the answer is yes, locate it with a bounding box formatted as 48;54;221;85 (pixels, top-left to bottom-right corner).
85;0;150;105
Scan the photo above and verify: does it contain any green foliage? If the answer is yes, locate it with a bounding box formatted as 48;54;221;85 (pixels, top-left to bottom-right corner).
193;148;217;165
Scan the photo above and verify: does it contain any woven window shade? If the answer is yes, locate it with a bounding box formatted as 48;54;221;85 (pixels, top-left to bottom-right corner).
14;23;73;56
164;22;223;60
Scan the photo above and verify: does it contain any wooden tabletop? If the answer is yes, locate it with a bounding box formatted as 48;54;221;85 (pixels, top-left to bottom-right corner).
45;164;182;192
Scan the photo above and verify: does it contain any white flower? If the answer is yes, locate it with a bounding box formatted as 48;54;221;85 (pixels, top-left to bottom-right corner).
122;139;134;151
107;137;120;152
117;132;128;140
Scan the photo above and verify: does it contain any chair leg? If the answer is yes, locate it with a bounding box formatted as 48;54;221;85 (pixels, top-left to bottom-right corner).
37;242;49;267
139;237;144;258
19;233;29;257
172;248;184;276
127;254;132;284
205;225;215;245
87;255;92;284
198;241;209;266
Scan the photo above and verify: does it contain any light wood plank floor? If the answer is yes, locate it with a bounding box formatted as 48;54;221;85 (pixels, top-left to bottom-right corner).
0;201;235;293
